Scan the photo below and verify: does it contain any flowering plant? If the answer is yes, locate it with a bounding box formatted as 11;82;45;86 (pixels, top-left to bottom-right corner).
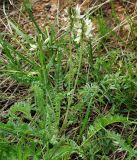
68;5;94;44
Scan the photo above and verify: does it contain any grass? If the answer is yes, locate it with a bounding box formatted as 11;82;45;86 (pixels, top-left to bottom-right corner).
0;0;137;159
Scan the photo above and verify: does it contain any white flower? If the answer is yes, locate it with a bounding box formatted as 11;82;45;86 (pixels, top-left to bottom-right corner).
77;28;82;34
74;21;82;29
75;5;84;19
84;18;94;38
73;21;82;43
74;35;81;43
75;5;81;18
68;5;94;43
29;44;37;51
74;28;82;44
84;18;92;26
85;26;92;38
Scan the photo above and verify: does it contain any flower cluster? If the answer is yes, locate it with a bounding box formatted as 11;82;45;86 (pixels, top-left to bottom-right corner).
68;5;94;44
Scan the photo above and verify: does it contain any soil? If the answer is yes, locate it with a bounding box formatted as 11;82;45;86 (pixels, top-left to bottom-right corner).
0;0;136;32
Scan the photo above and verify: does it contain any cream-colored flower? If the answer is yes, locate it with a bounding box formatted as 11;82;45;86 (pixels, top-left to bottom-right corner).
68;5;94;43
74;21;82;29
77;28;82;34
74;35;81;43
84;18;92;26
73;21;82;43
75;5;81;18
84;18;94;38
75;5;84;19
29;44;37;51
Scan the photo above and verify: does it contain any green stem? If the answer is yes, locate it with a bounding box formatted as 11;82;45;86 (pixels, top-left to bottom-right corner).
61;44;83;132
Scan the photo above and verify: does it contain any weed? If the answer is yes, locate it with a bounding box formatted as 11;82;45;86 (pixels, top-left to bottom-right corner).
0;0;137;159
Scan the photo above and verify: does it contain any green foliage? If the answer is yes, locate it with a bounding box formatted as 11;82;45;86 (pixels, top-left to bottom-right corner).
107;130;137;159
9;102;32;120
83;115;128;146
0;0;137;159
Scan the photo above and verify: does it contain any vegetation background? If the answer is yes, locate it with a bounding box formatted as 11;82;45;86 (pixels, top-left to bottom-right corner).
0;0;137;159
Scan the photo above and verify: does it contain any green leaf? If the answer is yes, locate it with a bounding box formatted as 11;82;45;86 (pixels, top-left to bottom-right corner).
81;114;128;146
9;102;32;120
107;130;137;159
45;140;83;160
8;20;32;44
